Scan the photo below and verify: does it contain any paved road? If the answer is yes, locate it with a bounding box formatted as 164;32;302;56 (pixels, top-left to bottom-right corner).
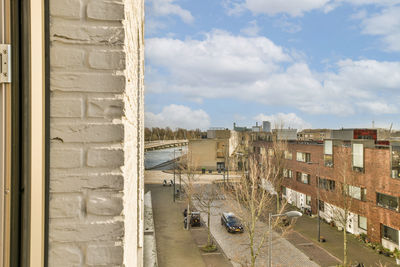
194;199;320;267
145;170;240;185
146;183;233;267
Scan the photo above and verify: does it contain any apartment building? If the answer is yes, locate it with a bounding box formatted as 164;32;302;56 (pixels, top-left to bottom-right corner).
297;129;332;141
254;139;400;251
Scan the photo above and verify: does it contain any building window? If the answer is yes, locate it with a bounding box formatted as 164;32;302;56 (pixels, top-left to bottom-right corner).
296;152;311;163
306;195;311;206
318;177;335;191
282;186;287;196
283;169;293;179
296;172;310;184
381;224;399;244
284;150;293;160
358;215;367;231
377;193;399;211
268;148;274;156
347;185;366;201
324;140;333;167
391;145;400;179
217;162;225;171
352;143;364;172
319;200;325;212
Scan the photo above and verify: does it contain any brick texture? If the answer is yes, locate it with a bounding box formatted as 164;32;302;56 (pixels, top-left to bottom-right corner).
49;0;144;265
255;141;400;246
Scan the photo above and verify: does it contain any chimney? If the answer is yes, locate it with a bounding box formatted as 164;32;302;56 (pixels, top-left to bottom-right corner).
256;122;258;127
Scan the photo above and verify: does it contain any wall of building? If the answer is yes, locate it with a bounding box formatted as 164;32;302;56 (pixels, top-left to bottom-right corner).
49;0;144;266
258;141;400;249
189;139;227;170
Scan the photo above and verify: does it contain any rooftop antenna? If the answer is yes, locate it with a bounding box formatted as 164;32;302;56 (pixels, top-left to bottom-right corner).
372;120;375;129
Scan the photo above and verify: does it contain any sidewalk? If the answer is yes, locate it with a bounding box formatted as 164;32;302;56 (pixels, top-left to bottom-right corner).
146;184;232;267
293;215;397;267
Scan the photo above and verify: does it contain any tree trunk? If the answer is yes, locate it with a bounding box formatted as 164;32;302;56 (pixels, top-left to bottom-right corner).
276;193;280;213
343;228;347;266
207;205;211;246
250;233;255;267
187;203;190;230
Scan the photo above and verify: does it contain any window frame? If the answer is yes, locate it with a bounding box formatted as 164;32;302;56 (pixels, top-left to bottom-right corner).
296;152;311;163
376;192;399;211
358;215;367;231
318;200;325;212
381;224;399;244
352;143;364;172
391;145;400;179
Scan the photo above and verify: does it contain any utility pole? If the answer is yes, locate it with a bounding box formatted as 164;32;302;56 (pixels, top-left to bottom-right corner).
173;149;176;202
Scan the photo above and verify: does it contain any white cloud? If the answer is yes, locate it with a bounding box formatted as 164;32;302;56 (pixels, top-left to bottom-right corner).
145;104;210;130
240;20;260;36
147;0;194;24
356;101;398;114
274;16;302;33
224;0;400;17
359;6;400;51
146;30;400;116
225;0;330;17
254;113;312;130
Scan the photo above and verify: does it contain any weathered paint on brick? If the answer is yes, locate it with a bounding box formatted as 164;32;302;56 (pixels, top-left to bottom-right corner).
49;0;144;265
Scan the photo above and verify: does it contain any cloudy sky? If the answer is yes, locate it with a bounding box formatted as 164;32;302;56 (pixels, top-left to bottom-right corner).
145;0;400;130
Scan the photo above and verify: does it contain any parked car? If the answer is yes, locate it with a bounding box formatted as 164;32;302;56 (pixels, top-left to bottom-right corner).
184;211;201;228
221;212;244;233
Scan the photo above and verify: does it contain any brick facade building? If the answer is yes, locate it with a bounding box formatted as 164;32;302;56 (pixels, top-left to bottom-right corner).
254;140;400;251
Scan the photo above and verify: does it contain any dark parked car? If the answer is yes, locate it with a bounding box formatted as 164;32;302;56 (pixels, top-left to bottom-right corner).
221;212;244;233
184;211;201;228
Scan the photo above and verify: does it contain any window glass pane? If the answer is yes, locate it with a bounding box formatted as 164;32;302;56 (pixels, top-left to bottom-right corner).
349;185;361;200
301;173;309;184
306;195;311;205
353;143;364;168
391;146;400;179
377;193;399;211
324;154;333;167
324;140;333;155
297;152;304;162
382;224;399;244
284;151;292;160
319;200;324;212
358;215;367;230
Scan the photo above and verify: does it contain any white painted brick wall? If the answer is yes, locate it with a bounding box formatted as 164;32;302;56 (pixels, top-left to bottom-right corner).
49;0;144;265
87;98;123;118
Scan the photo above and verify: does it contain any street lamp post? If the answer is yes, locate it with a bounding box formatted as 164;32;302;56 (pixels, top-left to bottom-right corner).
268;211;302;267
173;148;183;202
308;161;321;242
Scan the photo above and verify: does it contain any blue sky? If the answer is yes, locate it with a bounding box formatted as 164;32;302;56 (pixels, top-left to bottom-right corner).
144;0;400;130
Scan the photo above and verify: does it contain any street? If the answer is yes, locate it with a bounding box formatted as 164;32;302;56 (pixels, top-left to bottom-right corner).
193;197;320;267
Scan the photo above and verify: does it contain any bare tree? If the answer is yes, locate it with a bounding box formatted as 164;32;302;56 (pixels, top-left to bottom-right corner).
223;153;291;267
178;152;200;230
263;136;288;213
323;146;359;266
192;184;220;249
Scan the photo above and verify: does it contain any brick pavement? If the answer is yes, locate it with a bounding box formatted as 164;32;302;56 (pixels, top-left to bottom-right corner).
194;199;320;267
294;215;398;267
